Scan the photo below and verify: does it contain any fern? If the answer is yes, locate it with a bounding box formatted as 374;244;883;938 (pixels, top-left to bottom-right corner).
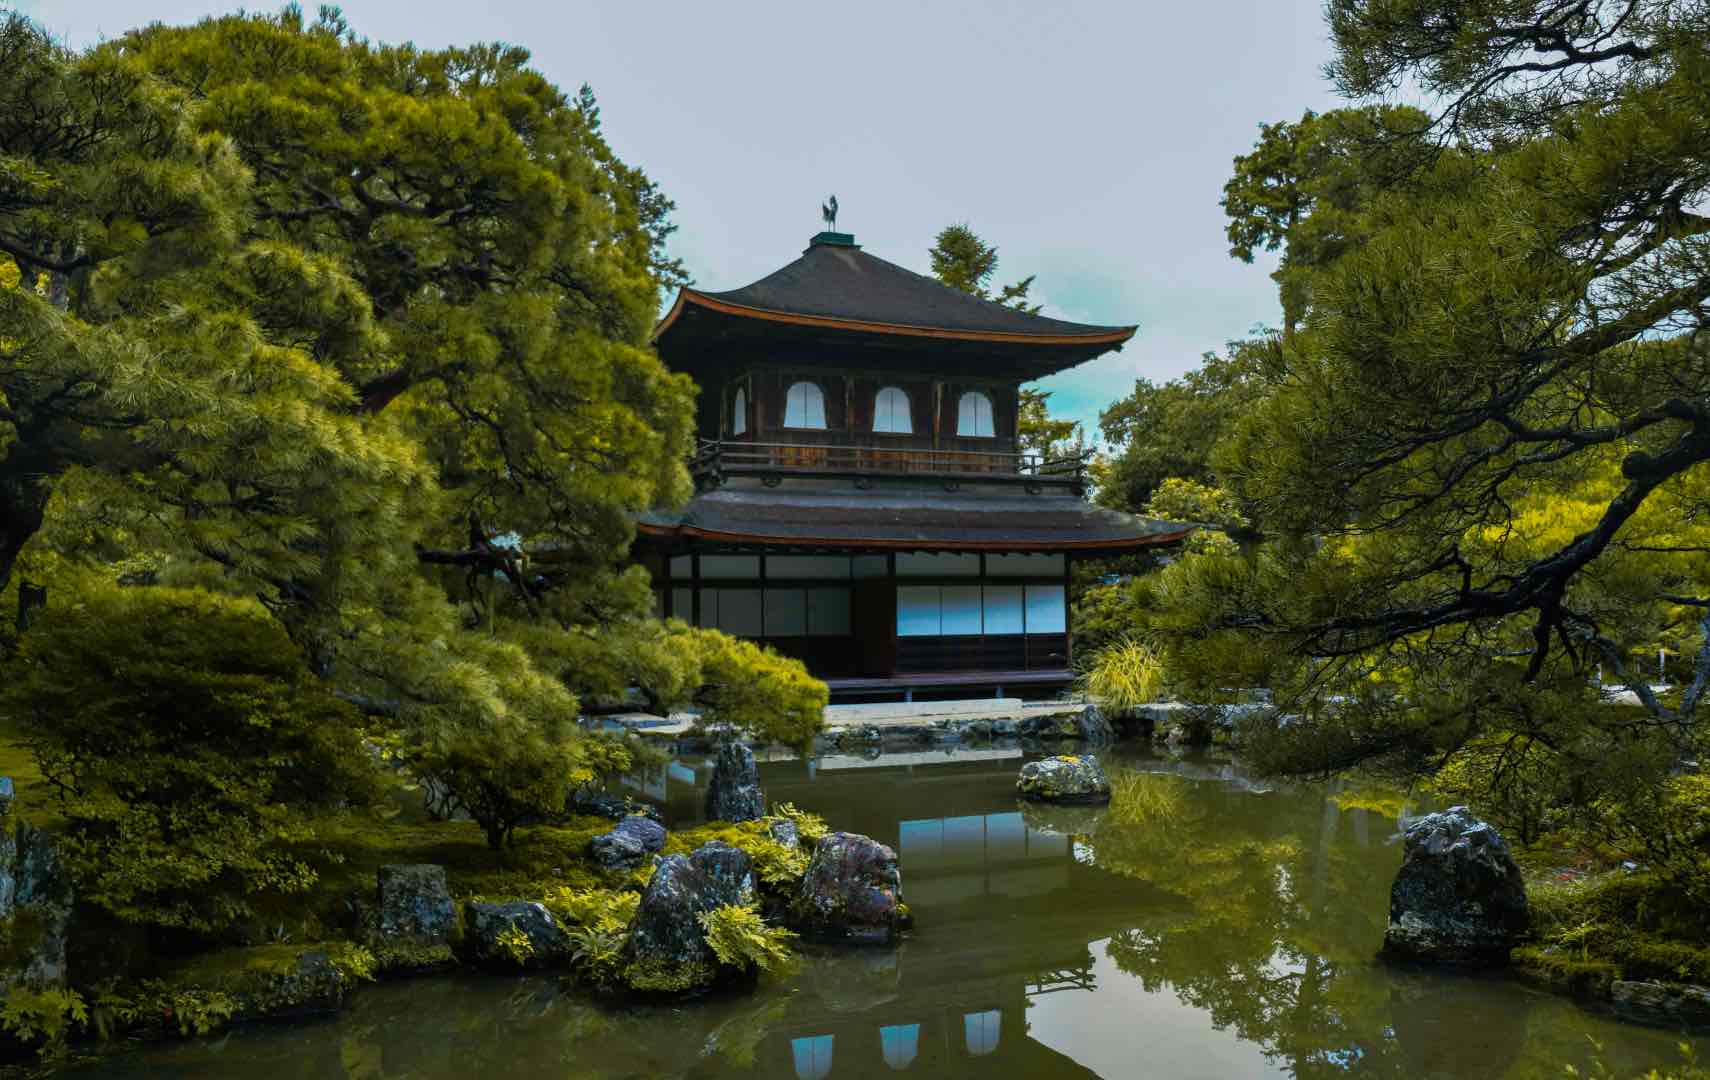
567;923;628;985
1;987;87;1058
493;924;536;967
696;904;797;973
769;803;829;845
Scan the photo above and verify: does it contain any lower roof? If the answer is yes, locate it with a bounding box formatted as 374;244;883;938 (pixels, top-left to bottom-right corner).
636;488;1192;553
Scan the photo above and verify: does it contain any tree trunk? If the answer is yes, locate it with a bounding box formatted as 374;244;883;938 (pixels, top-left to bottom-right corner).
0;468;50;600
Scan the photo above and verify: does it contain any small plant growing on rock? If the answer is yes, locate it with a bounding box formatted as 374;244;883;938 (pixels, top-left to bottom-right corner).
769;803;829;845
697;904;797;974
543;886;639;930
747;837;809;888
567;923;628;985
494;924;536;967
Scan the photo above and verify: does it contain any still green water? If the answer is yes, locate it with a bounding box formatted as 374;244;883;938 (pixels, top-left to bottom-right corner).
70;745;1705;1078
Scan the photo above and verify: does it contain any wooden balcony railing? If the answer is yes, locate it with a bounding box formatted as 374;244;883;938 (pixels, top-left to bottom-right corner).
691;439;1086;492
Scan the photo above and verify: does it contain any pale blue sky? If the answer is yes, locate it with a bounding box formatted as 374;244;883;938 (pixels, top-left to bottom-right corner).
17;0;1342;438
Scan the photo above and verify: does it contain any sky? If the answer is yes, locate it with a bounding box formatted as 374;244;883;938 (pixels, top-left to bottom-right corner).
16;0;1347;439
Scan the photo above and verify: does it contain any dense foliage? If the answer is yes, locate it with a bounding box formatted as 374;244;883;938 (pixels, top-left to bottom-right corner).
0;586;383;931
1104;0;1710;912
0;7;823;875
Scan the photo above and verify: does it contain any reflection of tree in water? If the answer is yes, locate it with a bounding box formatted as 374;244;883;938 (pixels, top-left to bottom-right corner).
1092;767;1406;1076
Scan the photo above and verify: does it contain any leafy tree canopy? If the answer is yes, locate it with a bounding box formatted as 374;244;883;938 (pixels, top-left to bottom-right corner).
1140;0;1710;864
0;8;823;853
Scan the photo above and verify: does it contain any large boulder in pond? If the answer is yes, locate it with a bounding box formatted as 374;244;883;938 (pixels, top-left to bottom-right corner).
1016;755;1112;804
1381;806;1528;967
1019;704;1115;744
465;901;571;971
589;815;667;870
623;841;756;990
793;832;906;944
706;742;765;823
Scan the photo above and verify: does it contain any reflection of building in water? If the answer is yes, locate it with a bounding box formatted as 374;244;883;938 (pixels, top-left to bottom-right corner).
641;749;1177;1077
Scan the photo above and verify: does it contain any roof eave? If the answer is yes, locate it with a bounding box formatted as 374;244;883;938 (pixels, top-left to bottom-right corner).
634;521;1194;553
652;289;1136;349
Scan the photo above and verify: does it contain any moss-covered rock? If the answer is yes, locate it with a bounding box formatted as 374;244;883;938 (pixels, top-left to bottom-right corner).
463;901;571;971
369;864;457;970
792;832;905;944
0;821;71;992
1016;755;1112;804
168;945;356;1023
621;841;755;993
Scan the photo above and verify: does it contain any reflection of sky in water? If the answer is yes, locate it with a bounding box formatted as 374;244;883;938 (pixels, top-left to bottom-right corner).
62;747;1710;1080
1029;940;1284;1079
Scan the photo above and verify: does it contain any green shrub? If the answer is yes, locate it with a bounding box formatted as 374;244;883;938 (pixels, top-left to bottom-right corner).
0;585;384;934
691;632;827;750
697;904;796;974
0;987;87;1058
409;718;601;852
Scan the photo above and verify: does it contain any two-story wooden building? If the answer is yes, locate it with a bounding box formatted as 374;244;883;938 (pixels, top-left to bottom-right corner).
637;230;1188;700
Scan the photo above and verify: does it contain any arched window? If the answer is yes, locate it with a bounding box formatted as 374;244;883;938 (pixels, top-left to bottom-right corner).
957;390;995;437
730;387;747;436
783;381;827;429
872;386;912;433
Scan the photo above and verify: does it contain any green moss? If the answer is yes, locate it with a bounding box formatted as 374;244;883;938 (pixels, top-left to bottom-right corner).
368;941;455;975
622;956;712;994
1513;945;1620;996
264;813;622;936
0;716;63;831
1521;869;1710;993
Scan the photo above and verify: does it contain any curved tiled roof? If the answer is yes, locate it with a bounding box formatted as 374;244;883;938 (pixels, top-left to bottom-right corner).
638;487;1191;552
654;236;1137;347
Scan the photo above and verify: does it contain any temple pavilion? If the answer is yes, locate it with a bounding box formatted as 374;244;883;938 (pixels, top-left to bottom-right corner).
636;228;1189;700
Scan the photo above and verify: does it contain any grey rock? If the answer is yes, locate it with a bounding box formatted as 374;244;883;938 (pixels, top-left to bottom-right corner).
0;823;72;990
590;815;668;870
1381;806;1528;967
767;818;801;849
570;788;663;823
1611;980;1710;1026
229;949;348;1019
1019;704;1114;744
465;901;571;970
1016;754;1113;804
0;778;13;819
793;832;906;944
373;864;455;948
623;841;756;987
706;743;765;823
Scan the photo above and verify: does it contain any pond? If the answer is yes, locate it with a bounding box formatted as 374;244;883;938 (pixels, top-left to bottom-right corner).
66;744;1705;1078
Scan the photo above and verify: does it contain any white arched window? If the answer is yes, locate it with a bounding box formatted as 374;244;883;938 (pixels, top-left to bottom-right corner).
873;386;912;433
783;381;827;429
957;390;995;437
730;386;747;436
